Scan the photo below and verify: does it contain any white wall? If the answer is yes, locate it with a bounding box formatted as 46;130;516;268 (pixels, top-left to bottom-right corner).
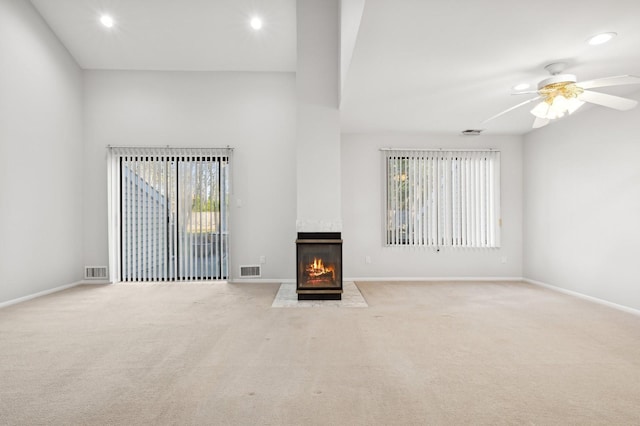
341;133;523;279
340;0;366;99
83;71;297;281
523;99;640;310
0;0;84;304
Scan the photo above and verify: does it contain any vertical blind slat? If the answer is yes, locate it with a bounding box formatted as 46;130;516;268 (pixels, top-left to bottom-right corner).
407;155;412;246
392;156;397;245
129;157;134;280
136;158;142;281
172;158;178;280
207;161;218;278
146;158;152;280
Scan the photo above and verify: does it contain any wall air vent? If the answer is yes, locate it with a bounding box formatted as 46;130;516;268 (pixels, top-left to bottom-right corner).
85;266;108;280
240;265;261;278
461;129;483;136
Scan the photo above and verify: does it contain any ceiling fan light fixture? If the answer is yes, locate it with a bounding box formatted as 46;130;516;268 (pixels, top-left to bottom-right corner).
530;101;550;119
530;78;587;120
548;97;568;119
551;94;568;110
487;64;640;130
530;93;585;120
538;74;577;90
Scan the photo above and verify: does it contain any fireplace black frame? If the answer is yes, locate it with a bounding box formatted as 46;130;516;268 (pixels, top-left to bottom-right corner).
296;232;343;300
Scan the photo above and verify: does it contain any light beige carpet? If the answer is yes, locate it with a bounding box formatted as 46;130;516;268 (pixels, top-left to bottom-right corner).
1;281;640;425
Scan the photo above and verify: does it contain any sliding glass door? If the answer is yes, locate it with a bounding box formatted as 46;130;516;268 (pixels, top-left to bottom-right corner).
115;148;230;282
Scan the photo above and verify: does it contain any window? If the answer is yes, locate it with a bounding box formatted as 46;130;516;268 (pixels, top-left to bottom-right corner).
108;147;231;282
384;149;500;248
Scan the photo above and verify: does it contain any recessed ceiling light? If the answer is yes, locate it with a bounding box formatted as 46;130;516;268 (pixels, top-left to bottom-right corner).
512;83;530;91
250;16;263;30
100;14;114;28
587;32;617;46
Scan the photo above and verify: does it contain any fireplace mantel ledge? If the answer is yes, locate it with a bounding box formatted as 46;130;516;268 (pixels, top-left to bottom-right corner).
296;219;342;233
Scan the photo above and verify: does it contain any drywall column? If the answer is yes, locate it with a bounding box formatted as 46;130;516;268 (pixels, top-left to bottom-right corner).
296;0;342;232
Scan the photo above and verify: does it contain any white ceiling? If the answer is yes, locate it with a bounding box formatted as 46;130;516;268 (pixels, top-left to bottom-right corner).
29;0;296;71
30;0;640;135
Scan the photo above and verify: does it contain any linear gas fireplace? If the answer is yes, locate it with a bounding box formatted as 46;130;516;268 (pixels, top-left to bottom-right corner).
296;232;343;300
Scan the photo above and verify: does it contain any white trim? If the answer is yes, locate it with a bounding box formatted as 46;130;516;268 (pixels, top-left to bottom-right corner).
231;277;526;284
106;149;119;283
231;278;295;284
524;278;640;317
108;280;297;285
108;145;234;151
114;280;229;285
347;276;523;282
0;281;83;309
380;148;500;152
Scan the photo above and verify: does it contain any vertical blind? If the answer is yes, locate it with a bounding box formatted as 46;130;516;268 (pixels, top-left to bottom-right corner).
384;149;500;248
107;147;231;282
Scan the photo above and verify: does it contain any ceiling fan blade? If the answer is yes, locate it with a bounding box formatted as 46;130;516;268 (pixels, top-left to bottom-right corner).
483;96;542;123
512;90;539;95
578;75;640;90
579;90;638;111
532;117;550;128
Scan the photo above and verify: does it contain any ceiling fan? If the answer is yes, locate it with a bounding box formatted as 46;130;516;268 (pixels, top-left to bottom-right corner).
484;62;640;128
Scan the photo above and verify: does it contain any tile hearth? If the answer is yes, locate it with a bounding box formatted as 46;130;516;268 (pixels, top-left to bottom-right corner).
271;281;368;308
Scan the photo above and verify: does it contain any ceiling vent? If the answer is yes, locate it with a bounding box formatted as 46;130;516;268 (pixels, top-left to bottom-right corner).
461;129;483;136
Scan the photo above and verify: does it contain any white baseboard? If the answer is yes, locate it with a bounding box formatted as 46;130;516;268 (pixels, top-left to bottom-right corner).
231;278;295;284
0;281;83;309
116;280;229;284
104;279;291;284
524;278;640;317
231;277;524;284
347;276;524;282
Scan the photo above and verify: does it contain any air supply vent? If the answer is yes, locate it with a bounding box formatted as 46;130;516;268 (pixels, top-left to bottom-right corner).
85;266;108;280
461;129;483;136
240;265;261;278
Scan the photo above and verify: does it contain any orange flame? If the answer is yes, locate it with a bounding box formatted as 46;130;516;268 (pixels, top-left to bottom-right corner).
306;257;335;279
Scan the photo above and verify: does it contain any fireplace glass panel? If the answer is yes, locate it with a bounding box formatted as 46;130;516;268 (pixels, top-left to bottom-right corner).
297;242;342;290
